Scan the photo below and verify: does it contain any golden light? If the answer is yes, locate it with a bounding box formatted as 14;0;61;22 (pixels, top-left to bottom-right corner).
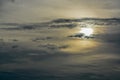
80;28;94;36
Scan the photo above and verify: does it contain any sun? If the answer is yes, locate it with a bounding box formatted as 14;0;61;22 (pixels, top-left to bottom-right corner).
80;28;94;36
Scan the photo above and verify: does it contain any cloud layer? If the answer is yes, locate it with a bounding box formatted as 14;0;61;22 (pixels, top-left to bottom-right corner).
0;0;120;23
0;18;120;80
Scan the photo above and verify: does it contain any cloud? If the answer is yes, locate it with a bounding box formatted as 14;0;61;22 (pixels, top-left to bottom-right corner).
0;0;120;23
0;17;120;80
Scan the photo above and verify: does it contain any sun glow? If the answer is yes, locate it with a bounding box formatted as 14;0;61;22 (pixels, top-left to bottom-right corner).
80;28;94;36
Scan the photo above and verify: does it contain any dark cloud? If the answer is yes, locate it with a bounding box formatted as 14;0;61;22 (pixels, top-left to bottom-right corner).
0;16;120;80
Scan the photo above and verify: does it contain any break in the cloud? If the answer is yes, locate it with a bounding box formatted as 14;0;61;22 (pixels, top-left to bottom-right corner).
0;0;120;23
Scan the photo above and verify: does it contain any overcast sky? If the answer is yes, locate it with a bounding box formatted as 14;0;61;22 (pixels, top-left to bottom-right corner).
0;0;120;23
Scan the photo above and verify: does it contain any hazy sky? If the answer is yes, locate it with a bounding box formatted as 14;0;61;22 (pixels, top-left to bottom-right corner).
0;0;120;23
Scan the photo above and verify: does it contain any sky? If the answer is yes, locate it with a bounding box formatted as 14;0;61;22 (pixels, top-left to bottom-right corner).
0;0;120;23
0;0;120;80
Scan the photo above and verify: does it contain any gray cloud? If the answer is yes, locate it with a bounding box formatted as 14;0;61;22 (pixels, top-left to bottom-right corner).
0;0;120;23
0;19;120;80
